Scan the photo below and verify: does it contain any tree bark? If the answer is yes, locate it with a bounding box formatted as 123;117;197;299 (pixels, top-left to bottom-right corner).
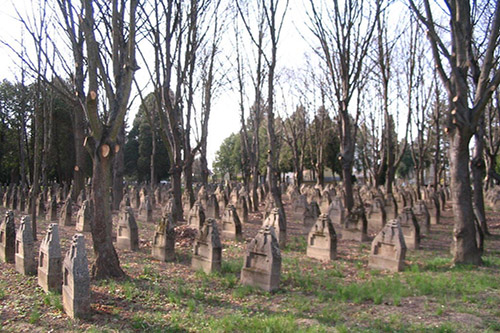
449;130;482;264
90;139;124;279
112;127;125;211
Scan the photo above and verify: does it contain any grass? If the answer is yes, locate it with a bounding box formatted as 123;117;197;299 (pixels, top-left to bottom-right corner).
1;206;500;332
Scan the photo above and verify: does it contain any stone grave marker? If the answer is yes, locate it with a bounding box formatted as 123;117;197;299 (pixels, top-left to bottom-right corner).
240;225;281;292
191;219;222;274
15;216;36;275
187;201;205;230
76;200;93;232
60;195;73;226
116;207;139;251
62;234;90;319
368;219;407;272
221;204;242;240
38;223;62;293
413;200;431;234
397;207;420;250
306;214;337;261
263;208;286;247
152;213;176;261
205;194;220;219
0;210;15;263
341;206;369;242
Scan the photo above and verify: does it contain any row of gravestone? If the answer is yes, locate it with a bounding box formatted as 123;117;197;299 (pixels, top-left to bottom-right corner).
0;211;90;319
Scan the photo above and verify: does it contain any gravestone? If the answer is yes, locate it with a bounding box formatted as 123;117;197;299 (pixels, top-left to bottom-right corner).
62;234;90;319
37;193;46;217
240;225;281;292
413;200;431;234
306;214;337;261
292;195;308;223
197;186;209;210
263;208;286;247
152;213;176;261
397;207;420;250
236;195;249;224
182;191;192;218
47;195;58;222
319;191;332;215
15;216;36;275
76;200;93;232
139;195;153;223
366;198;387;230
38;223;62;293
191;219;222;274
60;195;73;226
384;194;398;219
0;210;15;263
341;206;369;242
221;204;242;240
187;202;205;230
368;219;407;272
116;207;139;251
329;197;346;226
304;201;321;227
205;194;220;219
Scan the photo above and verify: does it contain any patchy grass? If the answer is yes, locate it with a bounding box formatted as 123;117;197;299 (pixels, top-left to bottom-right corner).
0;204;500;332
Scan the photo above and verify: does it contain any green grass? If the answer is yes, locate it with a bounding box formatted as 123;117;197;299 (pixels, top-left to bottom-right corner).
43;291;63;311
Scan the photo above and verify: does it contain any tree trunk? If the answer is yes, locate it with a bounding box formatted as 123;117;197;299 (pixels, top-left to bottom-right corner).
340;113;355;211
112;127;125;211
449;130;482;265
90;141;124;279
471;120;489;235
72;103;87;201
150;122;157;185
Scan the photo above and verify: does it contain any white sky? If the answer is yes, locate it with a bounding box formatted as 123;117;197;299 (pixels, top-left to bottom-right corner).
0;0;412;170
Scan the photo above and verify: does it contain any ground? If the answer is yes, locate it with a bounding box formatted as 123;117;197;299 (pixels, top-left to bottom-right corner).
0;196;499;332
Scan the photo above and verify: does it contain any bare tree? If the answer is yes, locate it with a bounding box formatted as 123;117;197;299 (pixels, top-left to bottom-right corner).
80;0;139;278
409;0;500;264
307;0;382;211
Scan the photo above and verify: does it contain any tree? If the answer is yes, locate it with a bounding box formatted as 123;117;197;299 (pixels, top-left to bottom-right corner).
80;0;139;278
409;0;500;264
308;0;382;211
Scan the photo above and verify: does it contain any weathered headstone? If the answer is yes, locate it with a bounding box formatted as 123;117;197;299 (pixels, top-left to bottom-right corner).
0;210;15;263
182;191;192;218
397;207;420;250
60;195;73;226
38;223;62;293
328;197;346;226
240;225;281;292
292;194;308;223
306;214;337;261
187;202;205;230
368;219;407;272
341;206;369;242
47;195;58;222
413;200;431;234
76;200;93;232
139;195;153;223
304;201;320;227
191;219;222;274
62;234;90;319
366;198;387;230
221;204;242;240
15;216;36;275
236;195;249;224
263;208;286;247
205;194;220;219
152;213;176;261
116;207;139;251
